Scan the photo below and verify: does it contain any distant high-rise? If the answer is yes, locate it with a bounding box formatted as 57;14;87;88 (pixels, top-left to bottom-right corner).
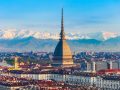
52;8;73;67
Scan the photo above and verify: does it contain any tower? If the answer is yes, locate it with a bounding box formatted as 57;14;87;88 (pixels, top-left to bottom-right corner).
14;57;20;70
108;61;113;69
92;61;96;72
52;8;73;67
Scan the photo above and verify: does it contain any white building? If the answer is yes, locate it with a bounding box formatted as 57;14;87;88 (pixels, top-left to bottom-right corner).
96;75;120;90
7;72;120;90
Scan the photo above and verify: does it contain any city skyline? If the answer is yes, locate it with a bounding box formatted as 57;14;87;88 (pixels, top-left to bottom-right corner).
0;1;120;90
0;0;120;33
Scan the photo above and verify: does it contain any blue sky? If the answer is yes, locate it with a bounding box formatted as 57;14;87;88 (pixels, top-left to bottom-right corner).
0;0;120;33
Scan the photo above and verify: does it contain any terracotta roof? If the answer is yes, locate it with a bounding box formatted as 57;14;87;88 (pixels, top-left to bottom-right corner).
97;69;120;74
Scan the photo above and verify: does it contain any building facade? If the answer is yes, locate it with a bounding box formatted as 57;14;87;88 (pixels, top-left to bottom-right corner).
52;9;73;67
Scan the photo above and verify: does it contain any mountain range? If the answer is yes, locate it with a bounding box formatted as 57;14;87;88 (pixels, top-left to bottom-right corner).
0;29;118;40
0;29;120;52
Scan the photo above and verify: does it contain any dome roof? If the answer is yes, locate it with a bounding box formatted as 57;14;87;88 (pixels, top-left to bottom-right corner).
53;39;73;60
52;8;73;66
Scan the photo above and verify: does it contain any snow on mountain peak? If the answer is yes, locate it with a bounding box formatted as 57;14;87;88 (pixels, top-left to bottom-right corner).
102;32;117;40
0;29;118;40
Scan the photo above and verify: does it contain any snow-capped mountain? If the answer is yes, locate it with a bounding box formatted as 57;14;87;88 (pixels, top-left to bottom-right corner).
0;29;119;41
85;32;118;41
0;29;120;52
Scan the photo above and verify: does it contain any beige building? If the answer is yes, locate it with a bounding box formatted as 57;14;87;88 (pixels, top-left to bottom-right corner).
52;9;73;67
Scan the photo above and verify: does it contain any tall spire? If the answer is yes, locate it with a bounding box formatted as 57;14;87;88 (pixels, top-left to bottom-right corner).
60;8;65;40
52;8;74;67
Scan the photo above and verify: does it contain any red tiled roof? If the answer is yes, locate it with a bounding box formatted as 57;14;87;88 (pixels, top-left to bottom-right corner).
97;69;120;74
